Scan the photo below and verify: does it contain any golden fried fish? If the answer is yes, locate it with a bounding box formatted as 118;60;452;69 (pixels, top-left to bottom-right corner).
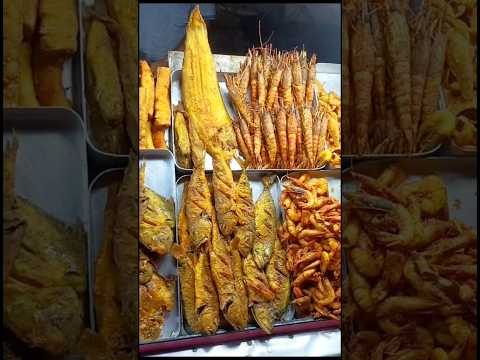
242;253;274;304
140;187;175;256
194;252;220;335
253;177;276;269
225;245;249;330
266;237;290;318
234;167;256;257
211;148;238;236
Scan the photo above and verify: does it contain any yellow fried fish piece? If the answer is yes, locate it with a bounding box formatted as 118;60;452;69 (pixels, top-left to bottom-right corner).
253;177;276;269
266;237;290;318
182;6;237;157
194;251;220;335
211;147;238;237
234;166;256;258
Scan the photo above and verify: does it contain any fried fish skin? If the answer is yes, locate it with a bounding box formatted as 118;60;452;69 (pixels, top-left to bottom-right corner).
253;177;276;269
211;148;238;237
194;252;220;335
182;6;237;156
234;168;256;257
38;0;78;56
140;187;174;256
242;253;275;304
266;237;290;317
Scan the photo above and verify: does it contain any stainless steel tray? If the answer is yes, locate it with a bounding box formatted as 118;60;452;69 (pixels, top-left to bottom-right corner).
342;157;477;229
139;149;182;342
3;108;89;227
168;51;339;173
279;170;341;320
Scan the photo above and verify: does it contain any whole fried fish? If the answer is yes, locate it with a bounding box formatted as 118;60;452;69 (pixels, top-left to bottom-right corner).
140;186;175;256
253;177;276;269
194;252;220;335
174;185;199;333
211;147;238;236
225;244;249;330
266;237;290;318
186;119;214;249
233;167;255;258
251;302;275;335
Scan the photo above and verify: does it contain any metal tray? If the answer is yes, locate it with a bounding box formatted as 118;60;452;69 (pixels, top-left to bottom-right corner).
168;51;339;173
342;157;477;229
139;171;339;354
79;0;135;159
139;149;182;342
3;108;89;228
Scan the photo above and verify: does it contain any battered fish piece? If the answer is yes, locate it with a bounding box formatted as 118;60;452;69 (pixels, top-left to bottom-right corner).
194;252;220;335
18;43;39;107
3;0;22;106
37;0;78;56
234;167;256;257
253;177;276;269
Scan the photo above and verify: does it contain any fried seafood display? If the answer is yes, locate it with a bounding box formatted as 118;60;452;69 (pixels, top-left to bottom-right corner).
343;165;477;359
226;48;341;169
3;0;78;107
342;0;473;155
279;174;341;320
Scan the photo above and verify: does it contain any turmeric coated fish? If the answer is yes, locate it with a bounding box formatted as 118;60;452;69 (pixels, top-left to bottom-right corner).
225;245;249;330
242;253;275;305
185;120;214;249
253;177;277;269
194;252;220;335
233;166;256;258
266;237;290;318
211;147;238;237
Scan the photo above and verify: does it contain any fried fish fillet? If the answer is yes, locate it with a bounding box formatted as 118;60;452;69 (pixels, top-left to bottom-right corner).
174;109;192;168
